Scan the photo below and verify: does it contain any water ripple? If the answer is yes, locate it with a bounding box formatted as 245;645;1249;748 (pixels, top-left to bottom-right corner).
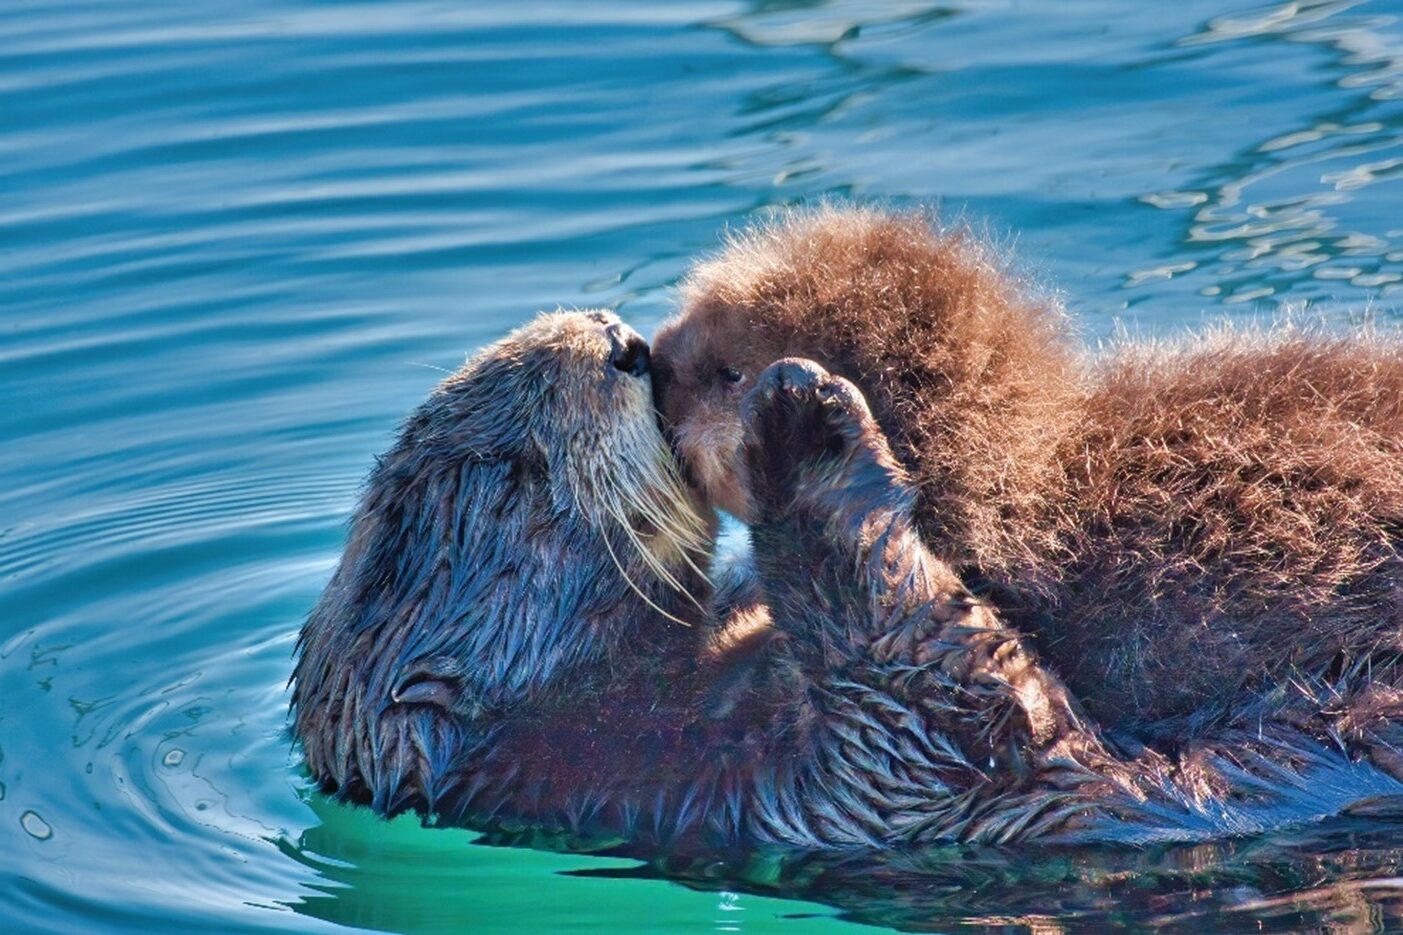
1129;0;1403;308
4;0;1403;931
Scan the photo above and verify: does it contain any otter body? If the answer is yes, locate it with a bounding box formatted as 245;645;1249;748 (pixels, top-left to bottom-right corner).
293;312;1403;849
653;206;1403;738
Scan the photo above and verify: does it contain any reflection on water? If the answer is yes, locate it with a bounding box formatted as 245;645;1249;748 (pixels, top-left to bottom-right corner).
281;797;852;933
3;0;1403;931
279;806;1403;933
623;818;1403;933
1142;0;1403;307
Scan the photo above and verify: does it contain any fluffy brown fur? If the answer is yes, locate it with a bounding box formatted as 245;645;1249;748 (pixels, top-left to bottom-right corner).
1061;332;1403;727
653;205;1403;732
655;205;1081;585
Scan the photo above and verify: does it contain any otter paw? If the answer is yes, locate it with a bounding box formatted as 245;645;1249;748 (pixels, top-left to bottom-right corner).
742;358;873;444
741;358;881;500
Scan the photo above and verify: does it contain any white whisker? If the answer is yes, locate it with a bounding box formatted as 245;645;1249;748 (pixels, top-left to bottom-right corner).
604;486;702;606
406;361;456;375
597;512;694;628
576;400;714;619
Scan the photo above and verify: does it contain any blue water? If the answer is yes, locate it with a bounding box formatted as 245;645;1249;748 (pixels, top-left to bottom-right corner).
4;0;1403;931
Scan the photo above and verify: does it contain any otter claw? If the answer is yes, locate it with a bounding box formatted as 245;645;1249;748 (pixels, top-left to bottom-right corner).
759;358;827;397
743;357;875;451
746;358;872;429
741;357;896;519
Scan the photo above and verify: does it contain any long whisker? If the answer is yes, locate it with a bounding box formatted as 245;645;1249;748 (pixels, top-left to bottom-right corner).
616;477;710;575
605;494;676;584
604;486;704;609
643;441;713;580
638;500;712;584
627;436;712;551
406;361;456;375
579;405;715;619
597;514;694;628
633;474;706;545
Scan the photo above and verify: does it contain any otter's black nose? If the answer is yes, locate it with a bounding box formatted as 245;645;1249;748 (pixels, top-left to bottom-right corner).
612;334;650;377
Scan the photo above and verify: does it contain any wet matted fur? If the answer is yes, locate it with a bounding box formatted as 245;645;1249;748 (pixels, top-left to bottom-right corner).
653;205;1403;734
716;359;1403;847
291;310;713;816
292;321;1403;849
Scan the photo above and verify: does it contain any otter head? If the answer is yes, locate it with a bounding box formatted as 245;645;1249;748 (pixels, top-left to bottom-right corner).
434;309;709;570
651;306;794;520
653;206;1075;537
297;310;713;739
650;207;896;519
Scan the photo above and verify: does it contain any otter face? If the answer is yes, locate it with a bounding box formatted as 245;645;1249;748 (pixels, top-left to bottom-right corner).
652;310;797;521
443;310;712;601
454;309;660;497
302;310;711;722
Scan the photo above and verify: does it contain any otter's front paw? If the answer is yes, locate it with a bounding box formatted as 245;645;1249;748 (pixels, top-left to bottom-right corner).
740;358;887;506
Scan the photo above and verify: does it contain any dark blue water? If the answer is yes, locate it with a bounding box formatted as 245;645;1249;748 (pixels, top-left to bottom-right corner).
4;1;1403;931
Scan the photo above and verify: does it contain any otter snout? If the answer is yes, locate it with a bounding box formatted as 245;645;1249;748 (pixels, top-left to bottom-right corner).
608;324;650;377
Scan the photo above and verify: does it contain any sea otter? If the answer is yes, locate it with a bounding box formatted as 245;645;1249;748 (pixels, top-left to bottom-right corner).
292;311;1403;848
652;205;1403;743
291;310;716;817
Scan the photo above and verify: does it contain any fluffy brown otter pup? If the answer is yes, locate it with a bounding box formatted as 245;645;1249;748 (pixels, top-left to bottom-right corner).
653;205;1403;737
292;316;1403;848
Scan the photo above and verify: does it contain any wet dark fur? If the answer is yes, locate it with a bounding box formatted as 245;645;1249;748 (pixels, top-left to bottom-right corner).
292;311;712;816
293;320;1403;849
653;205;1403;736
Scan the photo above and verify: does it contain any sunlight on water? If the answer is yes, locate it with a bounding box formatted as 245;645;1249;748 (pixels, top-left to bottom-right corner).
3;0;1403;931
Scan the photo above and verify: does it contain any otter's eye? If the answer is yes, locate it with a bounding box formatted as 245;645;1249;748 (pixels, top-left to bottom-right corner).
718;367;743;385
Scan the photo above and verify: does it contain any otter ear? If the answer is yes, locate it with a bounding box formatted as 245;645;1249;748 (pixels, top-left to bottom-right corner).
391;656;467;712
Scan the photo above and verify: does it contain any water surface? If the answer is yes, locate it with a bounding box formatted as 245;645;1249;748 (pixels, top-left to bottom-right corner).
5;0;1403;931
